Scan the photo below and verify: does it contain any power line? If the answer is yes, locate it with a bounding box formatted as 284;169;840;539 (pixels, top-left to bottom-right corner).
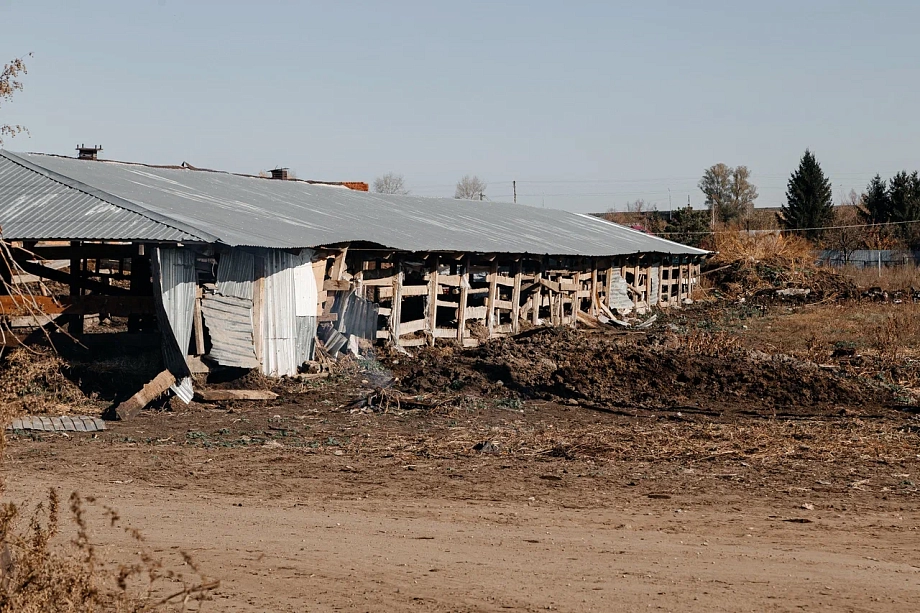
652;218;920;237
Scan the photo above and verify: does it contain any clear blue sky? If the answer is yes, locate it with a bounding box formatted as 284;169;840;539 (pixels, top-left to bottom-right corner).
2;0;918;213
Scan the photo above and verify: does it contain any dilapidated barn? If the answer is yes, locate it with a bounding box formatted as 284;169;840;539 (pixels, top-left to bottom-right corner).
0;148;707;407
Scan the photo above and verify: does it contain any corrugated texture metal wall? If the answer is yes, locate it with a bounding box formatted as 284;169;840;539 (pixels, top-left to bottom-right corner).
259;249;318;377
151;247;197;403
200;293;259;368
216;248;255;300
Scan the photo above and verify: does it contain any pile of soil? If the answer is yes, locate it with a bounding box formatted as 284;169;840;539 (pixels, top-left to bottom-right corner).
392;327;892;416
707;258;858;302
0;346;90;414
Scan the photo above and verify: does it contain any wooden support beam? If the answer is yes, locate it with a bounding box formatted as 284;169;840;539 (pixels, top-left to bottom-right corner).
590;260;599;316
68;243;83;336
18;243;141;262
323;279;351;291
511;260;522;334
532;260;543;326
252;261;265;365
456;257;469;341
427;256;439;346
195;389;278;401
330;247;349;281
192;289;205;355
399;285;429;297
486;261;499;336
115;369;176;421
389;259;404;344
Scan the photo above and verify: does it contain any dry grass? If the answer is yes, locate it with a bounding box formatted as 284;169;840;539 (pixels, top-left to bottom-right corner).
839;264;920;290
711;232;814;266
339;414;918;467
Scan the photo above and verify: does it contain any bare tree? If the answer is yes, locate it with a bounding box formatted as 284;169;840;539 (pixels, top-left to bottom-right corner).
454;175;487;200
0;54;30;145
373;172;409;195
699;163;758;225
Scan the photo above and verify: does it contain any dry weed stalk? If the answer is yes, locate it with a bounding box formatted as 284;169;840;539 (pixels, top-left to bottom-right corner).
682;330;742;357
0;233;218;610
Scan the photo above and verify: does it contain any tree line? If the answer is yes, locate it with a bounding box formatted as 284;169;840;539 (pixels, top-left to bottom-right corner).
374;172;489;200
606;150;920;252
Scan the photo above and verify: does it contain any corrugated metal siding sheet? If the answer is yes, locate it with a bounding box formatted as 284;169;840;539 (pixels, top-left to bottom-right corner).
200;293;259;369
260;249;298;377
5;151;708;257
0;152;199;241
216;248;254;300
151;247;196;403
336;290;379;340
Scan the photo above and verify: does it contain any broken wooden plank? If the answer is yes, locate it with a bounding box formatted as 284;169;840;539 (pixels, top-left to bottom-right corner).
115;370;176;421
399;285;429;297
194;389;278;401
323;279;351;291
398;318;428;336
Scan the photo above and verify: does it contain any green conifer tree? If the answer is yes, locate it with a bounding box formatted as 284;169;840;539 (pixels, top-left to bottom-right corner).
778;149;834;240
858;174;889;224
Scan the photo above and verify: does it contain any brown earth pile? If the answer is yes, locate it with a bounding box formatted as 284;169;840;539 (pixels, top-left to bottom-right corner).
393;327;893;416
706;258;858;302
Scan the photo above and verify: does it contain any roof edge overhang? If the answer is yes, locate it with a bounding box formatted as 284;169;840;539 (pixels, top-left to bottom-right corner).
0;150;221;244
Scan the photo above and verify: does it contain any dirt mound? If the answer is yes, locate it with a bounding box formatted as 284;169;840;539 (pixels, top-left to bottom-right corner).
707;258;858;303
0;347;89;414
393;327;891;416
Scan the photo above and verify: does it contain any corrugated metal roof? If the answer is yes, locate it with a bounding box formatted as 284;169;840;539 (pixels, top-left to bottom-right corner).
0;152;202;242
1;150;708;257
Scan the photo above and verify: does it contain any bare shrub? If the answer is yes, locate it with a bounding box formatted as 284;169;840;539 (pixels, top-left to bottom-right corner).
0;233;218;610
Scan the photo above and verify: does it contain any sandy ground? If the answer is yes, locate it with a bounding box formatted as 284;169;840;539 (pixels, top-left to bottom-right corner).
5;410;919;612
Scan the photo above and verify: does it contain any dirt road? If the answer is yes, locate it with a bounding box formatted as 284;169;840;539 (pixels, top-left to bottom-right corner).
6;437;918;612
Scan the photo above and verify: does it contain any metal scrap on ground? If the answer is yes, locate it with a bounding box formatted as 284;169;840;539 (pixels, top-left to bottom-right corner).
8;415;106;432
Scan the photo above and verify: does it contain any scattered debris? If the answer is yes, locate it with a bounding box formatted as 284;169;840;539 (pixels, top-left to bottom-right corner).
194;389;279;401
115;370;176;421
7;415;106;432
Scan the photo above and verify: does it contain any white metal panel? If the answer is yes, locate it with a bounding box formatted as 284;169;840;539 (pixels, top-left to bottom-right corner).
151;247;197;403
293;250;318;317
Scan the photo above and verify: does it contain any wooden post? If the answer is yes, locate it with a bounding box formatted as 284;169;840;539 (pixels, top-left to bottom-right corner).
192;286;205;355
128;245;152;333
427;255;439;346
390;258;404;344
589;259;598;317
68;241;84;336
252;257;265;365
456;256;469;341
677;259;685;302
486;260;499;337
605;261;615;311
511;259;522;334
532;259;543;326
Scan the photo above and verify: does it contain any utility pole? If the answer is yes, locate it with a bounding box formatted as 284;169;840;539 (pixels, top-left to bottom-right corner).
513;180;517;204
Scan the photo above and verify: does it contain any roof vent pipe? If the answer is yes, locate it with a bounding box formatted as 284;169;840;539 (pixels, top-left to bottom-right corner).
76;144;102;160
270;167;289;180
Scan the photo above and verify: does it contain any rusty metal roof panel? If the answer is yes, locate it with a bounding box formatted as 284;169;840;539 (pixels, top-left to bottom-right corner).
0;152;200;242
3;151;708;257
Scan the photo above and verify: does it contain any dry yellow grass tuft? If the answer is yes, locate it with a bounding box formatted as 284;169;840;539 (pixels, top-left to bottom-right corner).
712;231;814;266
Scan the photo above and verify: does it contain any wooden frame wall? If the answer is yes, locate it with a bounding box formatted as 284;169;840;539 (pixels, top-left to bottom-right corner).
333;249;704;348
